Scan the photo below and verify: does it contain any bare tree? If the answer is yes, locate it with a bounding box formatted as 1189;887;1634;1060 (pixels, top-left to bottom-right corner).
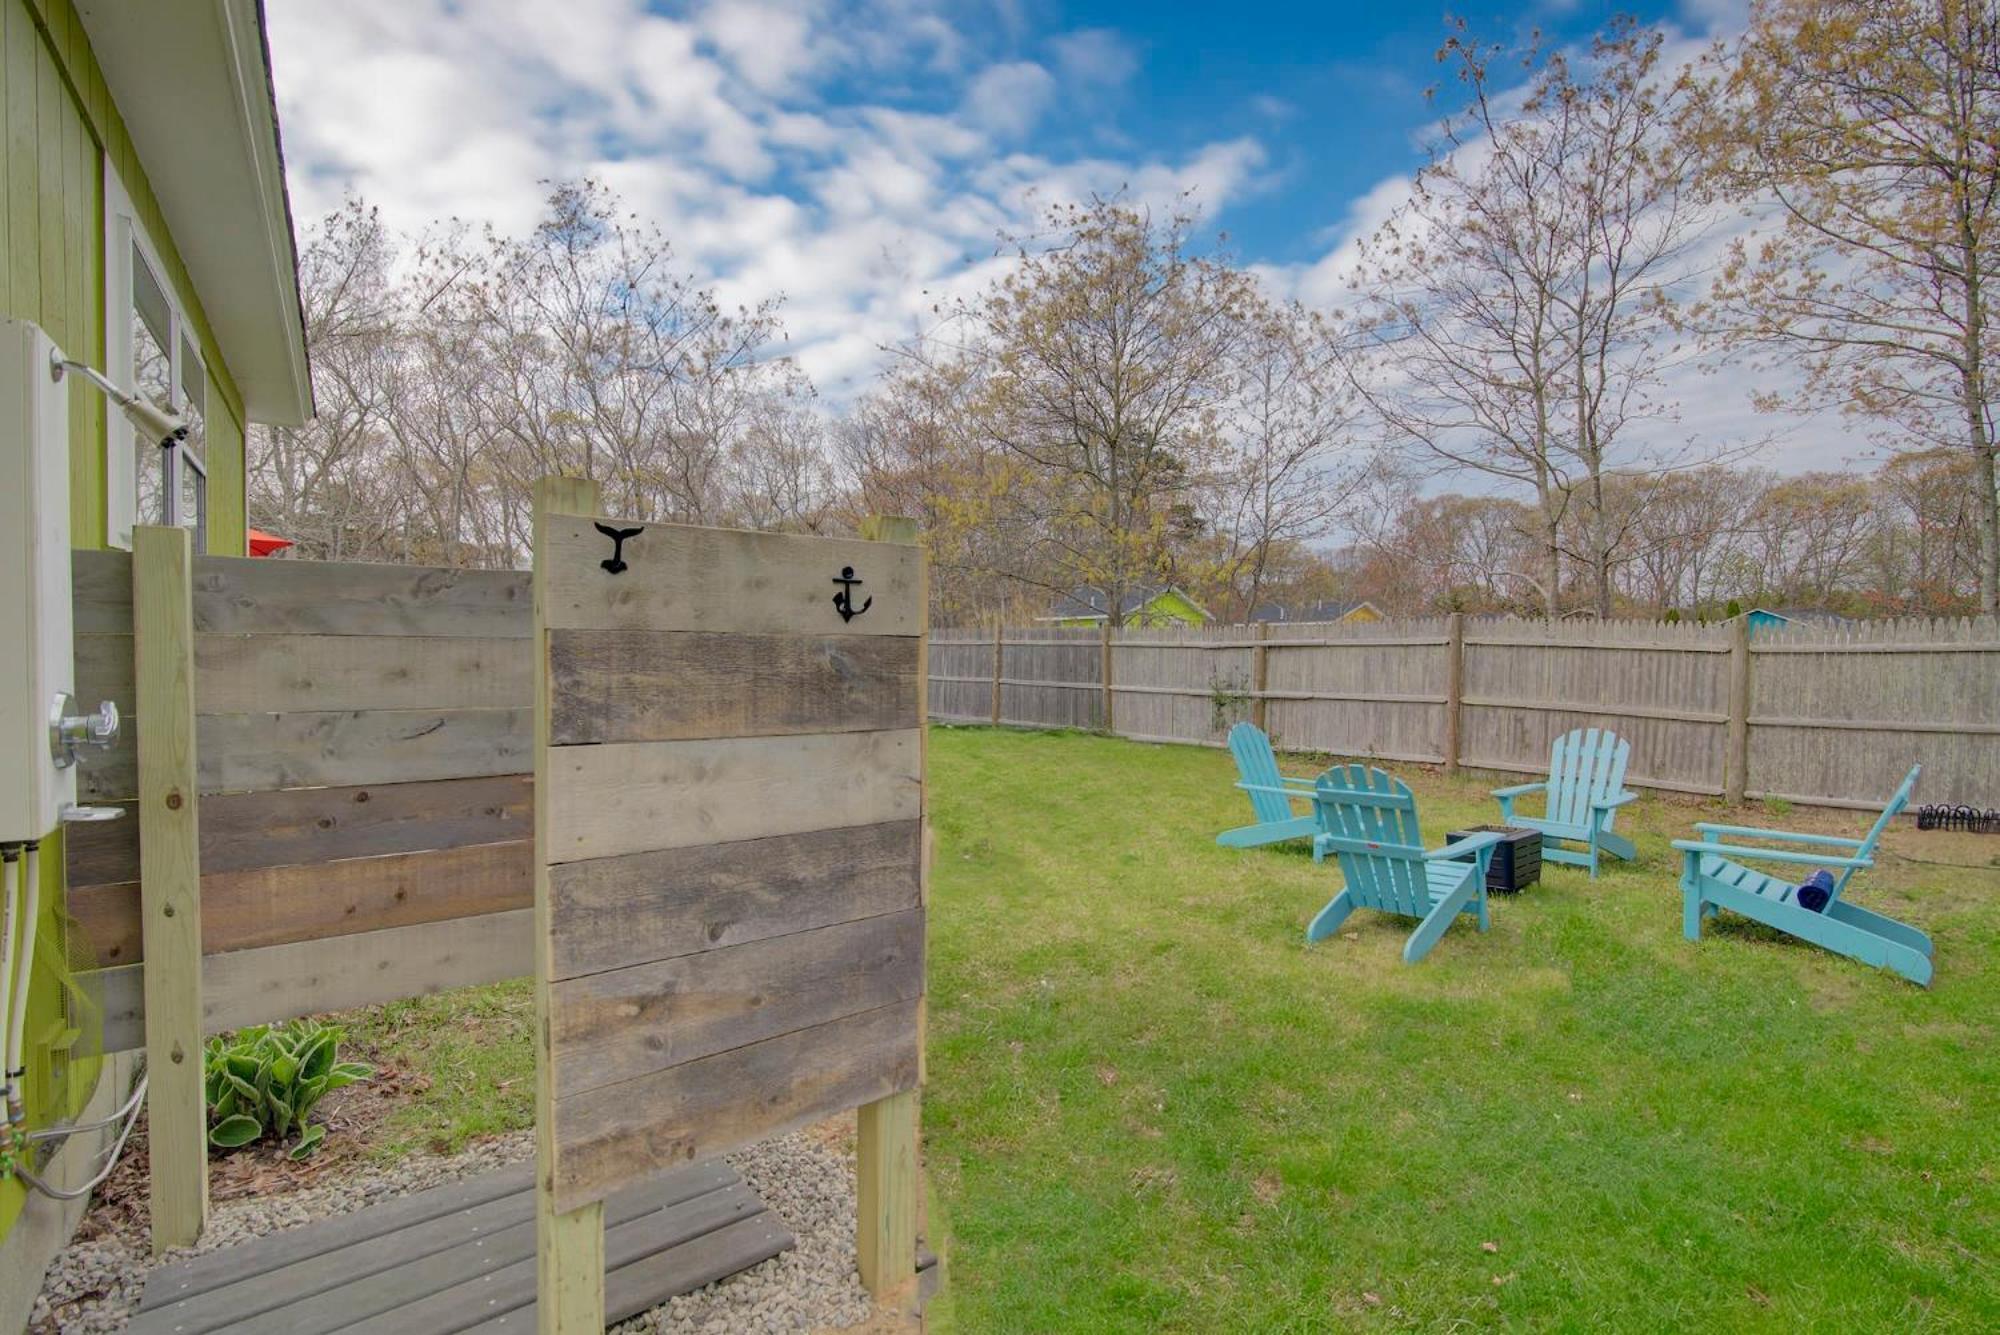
1693;0;2000;610
1202;298;1370;619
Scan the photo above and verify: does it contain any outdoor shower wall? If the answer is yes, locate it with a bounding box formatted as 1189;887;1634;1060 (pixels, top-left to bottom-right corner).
66;549;535;1051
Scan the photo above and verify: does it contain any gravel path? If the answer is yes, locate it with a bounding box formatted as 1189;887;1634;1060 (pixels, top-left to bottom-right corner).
32;1128;883;1334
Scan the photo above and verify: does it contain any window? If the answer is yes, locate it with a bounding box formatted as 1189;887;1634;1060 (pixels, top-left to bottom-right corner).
106;164;209;553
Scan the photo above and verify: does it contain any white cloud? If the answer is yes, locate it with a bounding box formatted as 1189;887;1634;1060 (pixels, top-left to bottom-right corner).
962;62;1057;139
1051;28;1138;87
266;0;1270;403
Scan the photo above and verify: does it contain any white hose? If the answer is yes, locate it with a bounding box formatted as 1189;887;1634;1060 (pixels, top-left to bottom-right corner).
0;848;15;1112
6;843;39;1119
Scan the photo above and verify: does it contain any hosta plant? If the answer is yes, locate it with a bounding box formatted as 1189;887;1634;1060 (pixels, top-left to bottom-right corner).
203;1019;372;1160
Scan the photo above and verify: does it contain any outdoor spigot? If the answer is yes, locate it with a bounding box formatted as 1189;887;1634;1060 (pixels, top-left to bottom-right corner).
49;694;120;770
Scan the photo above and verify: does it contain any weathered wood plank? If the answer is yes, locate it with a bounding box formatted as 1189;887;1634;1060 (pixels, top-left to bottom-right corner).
551;908;924;1100
345;1188;782;1335
188;555;530;637
75;631;134;713
548;819;920;981
64;773;531;889
194;634;530;714
540;514;923;636
545;729;921;866
552;998;921;1213
81;708;532;800
72;547;132;633
68;839;532;967
90;909;535;1052
198;707;532;794
133;525;206;1252
136;1165;536;1304
548;629;918;745
215;1181;743;1335
128;1164;752;1335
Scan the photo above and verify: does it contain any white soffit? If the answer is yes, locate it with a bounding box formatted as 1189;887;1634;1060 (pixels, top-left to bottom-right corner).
76;0;311;425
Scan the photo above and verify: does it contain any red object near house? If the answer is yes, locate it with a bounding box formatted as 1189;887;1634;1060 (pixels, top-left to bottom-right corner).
247;528;293;556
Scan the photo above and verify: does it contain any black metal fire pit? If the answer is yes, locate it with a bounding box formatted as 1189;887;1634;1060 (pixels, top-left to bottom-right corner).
1444;824;1542;892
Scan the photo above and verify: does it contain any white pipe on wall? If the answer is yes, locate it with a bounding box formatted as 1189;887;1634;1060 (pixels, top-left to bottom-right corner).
5;842;38;1121
0;846;16;1113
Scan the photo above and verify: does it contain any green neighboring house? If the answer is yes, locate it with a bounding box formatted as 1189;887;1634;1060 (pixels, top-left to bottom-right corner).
0;0;310;1315
1045;584;1213;628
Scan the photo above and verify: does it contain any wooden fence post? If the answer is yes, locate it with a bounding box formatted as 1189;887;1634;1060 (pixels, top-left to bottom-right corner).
1726;614;1751;805
857;514;922;1309
1443;612;1465;776
134;524;205;1253
532;475;604;1335
1250;622;1270;733
1100;621;1115;733
990;616;1004;726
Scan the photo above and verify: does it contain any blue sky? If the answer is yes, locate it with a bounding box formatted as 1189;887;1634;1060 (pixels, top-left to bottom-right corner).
266;0;1861;470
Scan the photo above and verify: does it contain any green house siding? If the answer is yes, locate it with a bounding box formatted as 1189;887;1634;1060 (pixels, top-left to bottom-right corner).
0;0;250;1243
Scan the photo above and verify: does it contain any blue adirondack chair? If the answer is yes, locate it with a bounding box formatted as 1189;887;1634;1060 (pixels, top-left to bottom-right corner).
1673;764;1932;986
1216;723;1320;849
1305;764;1505;964
1491;727;1638;877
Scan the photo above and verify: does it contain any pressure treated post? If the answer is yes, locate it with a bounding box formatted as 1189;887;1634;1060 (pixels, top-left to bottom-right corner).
1250;622;1270;733
133;524;205;1253
1726;614;1752;805
533;476;604;1335
857;514;922;1309
1100;621;1115;733
1443;612;1466;776
990;615;1004;726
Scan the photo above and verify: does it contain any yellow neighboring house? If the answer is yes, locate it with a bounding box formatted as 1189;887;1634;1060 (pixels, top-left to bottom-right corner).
1045;584;1213;627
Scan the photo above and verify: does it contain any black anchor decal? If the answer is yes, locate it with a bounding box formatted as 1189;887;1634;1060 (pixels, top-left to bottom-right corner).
832;566;872;622
594;522;643;574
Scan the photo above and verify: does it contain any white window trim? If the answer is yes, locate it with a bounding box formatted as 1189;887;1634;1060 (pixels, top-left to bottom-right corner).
104;161;208;551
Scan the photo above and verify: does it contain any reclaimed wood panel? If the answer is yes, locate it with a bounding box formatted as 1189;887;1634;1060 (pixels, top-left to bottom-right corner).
551;908;924;1100
551;998;921;1214
539;514;923;636
77;708;531;801
73;550;534;637
194;634;531;714
68;839;532;967
538;510;928;1229
198;707;532;794
548;629;919;744
74;631;134;713
64;773;532;888
544;729;921;866
72;547;133;634
548;819;921;981
188;555;530;637
91;908;535;1052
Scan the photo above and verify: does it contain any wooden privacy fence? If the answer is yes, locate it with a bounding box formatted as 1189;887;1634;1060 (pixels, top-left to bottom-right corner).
930;614;2000;811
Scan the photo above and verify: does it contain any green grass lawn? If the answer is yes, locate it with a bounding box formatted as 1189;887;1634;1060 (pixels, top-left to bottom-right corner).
341;725;1997;1331
922;726;1998;1332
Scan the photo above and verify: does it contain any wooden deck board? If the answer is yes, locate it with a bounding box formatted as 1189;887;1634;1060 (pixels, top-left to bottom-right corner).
127;1160;791;1334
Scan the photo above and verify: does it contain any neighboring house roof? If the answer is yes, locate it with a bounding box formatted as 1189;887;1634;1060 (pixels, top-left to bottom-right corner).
78;0;312;425
1248;599;1381;623
1040;585;1211;622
